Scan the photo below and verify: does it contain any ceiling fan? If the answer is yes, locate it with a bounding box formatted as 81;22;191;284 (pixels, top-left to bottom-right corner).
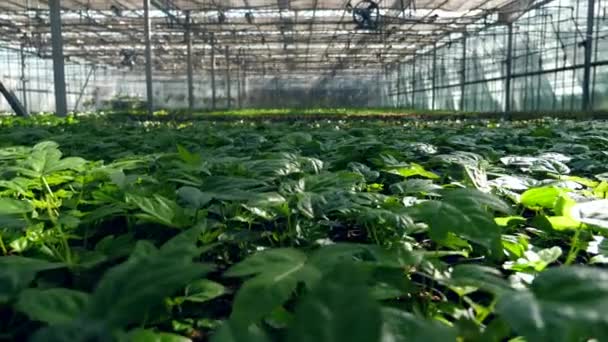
347;0;381;30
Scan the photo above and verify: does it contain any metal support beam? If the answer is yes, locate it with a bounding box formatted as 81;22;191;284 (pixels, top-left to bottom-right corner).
392;59;608;97
74;66;96;112
582;0;596;111
0;79;28;117
384;66;389;107
150;0;182;25
376;72;381;106
505;23;514;113
274;76;279;96
411;54;416;108
20;43;28;114
241;63;247;107
431;44;437;110
143;0;154;115
396;63;401;108
460;34;467;111
49;0;67;117
237;55;242;109
225;46;231;109
237;65;242;108
185;11;194;110
211;34;216;110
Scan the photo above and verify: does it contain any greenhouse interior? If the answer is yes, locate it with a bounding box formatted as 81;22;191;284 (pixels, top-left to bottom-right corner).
1;1;608;342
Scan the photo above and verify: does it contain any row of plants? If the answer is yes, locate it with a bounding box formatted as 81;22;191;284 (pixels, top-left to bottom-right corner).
0;114;607;341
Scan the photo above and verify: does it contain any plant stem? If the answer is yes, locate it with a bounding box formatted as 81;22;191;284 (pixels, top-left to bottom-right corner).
565;228;581;265
0;233;8;255
41;176;55;199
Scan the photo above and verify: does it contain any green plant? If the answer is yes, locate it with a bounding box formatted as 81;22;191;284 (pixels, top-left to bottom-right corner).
0;114;607;341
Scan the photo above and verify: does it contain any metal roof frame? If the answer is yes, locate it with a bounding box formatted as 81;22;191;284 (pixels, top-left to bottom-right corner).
0;0;540;76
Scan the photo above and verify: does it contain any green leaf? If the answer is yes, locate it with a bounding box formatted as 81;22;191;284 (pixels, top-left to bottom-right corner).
226;248;307;278
533;215;583;231
369;266;413;300
87;238;211;328
497;266;608;341
181;279;226;303
45;157;87;174
450;264;512;295
553;194;577;216
177;186;213;209
594;181;608;199
29;319;112;342
587;235;608;264
415;189;509;255
520;187;565;210
309;243;419;271
287;264;382;342
504;247;562;272
559;175;598;188
225;248;320;326
95;233;136;260
494;216;526;227
480;318;512;342
443;189;512;214
211;320;270;342
387;163;439;179
177;144;202;166
501;155;570;174
0;257;65;303
246;192;286;207
124;329;191;342
570;200;608;229
0;178;31;196
381;308;457;342
160;226;204;256
390;179;442;195
15;141;86;178
126;193;189;228
0;255;64;269
108;170;127;189
83;204;128;223
296;192;314;218
0;197;33;214
16;288;90;324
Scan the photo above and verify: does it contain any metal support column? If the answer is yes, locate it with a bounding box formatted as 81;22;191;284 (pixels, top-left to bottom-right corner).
237;55;242;109
0;80;27;117
411;54;416;108
460;34;467;111
431;44;437;110
376;72;381;105
241;63;247;107
143;0;154;115
185;11;194;110
384;65;389;107
20;43;28;114
237;65;242;108
49;0;67;116
211;33;216;110
74;66;96;111
505;23;514;113
225;46;231;109
582;0;596;111
396;63;401;107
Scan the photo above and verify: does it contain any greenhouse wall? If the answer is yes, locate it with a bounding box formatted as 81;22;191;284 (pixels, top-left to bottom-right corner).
385;0;608;112
1;45;384;112
0;47;100;113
